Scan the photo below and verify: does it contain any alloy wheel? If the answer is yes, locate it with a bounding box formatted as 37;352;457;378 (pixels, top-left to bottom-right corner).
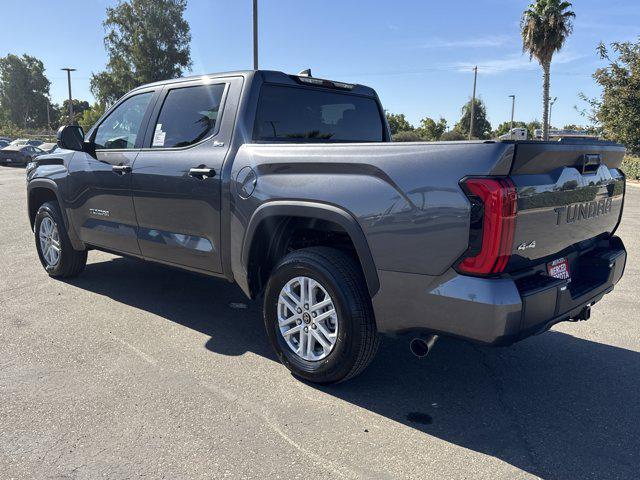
39;216;61;267
277;276;339;361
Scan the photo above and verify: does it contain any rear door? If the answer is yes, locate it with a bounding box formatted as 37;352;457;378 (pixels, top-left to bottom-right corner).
66;89;158;254
130;76;242;273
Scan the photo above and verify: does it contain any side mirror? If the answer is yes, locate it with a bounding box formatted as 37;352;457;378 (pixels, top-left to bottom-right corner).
57;125;85;151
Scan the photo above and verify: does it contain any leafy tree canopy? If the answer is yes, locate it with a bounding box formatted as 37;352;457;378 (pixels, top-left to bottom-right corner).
91;0;192;105
79;103;107;132
455;98;492;139
58;99;91;126
418;117;447;141
386;112;414;135
0;53;51;128
581;39;640;155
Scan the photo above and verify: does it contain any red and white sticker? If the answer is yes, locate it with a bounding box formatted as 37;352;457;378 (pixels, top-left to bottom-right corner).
548;257;571;282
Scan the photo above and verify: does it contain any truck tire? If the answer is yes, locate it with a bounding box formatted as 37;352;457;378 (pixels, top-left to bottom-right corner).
263;247;379;384
34;201;87;278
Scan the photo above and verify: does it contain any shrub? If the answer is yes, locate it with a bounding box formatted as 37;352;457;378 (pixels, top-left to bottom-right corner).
440;129;467;141
392;130;423;142
621;156;640;180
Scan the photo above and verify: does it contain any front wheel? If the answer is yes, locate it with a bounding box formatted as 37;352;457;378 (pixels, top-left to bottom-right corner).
263;247;379;384
34;201;87;278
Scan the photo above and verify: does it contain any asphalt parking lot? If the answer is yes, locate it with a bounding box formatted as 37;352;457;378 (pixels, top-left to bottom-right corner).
1;165;638;480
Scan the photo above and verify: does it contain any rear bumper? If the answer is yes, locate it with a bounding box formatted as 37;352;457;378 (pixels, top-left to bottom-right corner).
372;236;626;345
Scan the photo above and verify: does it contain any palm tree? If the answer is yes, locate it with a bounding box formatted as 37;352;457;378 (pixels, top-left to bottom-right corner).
521;0;575;140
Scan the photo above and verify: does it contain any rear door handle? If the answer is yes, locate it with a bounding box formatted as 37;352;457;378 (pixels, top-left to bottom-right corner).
189;166;216;178
112;165;132;175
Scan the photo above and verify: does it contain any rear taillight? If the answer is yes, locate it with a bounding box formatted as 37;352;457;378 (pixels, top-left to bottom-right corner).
457;177;517;276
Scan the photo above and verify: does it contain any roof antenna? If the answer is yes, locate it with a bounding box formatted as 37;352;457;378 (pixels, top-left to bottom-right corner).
298;68;312;77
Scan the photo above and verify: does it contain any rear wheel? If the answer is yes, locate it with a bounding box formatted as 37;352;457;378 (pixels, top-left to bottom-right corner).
34;201;87;278
264;247;379;384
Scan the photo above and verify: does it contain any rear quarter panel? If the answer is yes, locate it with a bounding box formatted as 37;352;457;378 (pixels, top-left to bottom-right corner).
228;141;515;285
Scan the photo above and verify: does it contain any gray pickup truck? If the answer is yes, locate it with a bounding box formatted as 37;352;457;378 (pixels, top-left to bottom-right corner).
26;70;627;383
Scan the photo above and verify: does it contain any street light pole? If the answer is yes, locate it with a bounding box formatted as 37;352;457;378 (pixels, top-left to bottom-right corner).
61;68;76;124
253;0;258;70
508;94;516;133
468;66;478;140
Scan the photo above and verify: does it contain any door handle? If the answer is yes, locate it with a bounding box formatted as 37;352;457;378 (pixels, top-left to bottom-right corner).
112;164;132;175
189;166;216;178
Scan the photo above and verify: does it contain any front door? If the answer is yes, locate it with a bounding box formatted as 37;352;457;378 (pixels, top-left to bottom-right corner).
66;90;156;255
131;77;241;273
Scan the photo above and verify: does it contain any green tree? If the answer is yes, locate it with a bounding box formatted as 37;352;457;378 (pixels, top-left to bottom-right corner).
455;98;492;139
418;117;447;141
91;0;192;105
78;103;106;132
0;54;51;128
385;112;414;135
521;0;575;140
581;39;640;155
526;120;542;138
58;99;91;126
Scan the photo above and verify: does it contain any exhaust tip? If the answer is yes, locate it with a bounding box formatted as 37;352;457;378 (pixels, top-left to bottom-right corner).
410;335;439;358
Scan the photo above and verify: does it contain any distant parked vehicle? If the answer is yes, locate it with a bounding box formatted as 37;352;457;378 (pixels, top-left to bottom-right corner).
534;129;598;141
0;140;9;149
9;138;44;147
1;145;45;166
38;142;59;153
0;137;11;143
499;128;528;141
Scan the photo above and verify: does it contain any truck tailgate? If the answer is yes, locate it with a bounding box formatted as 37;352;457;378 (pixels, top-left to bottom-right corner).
507;141;625;271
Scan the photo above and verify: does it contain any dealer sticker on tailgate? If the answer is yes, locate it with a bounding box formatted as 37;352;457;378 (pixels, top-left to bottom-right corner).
548;257;571;282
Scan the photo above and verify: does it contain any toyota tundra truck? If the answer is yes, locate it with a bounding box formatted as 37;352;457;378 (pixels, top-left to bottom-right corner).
26;70;627;383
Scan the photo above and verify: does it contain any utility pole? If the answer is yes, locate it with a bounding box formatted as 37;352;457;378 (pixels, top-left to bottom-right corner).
61;68;76;124
508;94;516;134
253;0;258;70
469;66;478;140
549;96;557;131
46;97;51;135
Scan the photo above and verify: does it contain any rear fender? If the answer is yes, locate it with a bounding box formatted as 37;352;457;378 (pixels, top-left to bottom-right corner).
240;201;380;298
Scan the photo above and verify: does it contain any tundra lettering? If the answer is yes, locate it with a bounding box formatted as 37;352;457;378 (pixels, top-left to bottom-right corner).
554;197;613;225
26;70;627;383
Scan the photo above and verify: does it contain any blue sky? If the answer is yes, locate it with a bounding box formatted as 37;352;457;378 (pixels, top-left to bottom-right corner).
1;0;638;129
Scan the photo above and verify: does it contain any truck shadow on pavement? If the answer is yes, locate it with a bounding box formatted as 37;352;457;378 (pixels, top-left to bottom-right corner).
69;256;638;480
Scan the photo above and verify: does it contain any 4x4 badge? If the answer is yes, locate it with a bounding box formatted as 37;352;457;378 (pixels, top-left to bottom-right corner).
517;240;536;251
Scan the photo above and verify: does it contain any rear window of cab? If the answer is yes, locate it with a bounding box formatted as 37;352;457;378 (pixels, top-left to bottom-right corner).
253;84;385;143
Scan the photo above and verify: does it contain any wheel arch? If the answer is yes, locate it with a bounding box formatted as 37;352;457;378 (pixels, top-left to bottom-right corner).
27;180;84;250
241;201;379;299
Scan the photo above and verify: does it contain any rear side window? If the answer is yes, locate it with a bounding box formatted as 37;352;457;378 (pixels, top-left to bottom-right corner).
253;85;385;142
151;83;226;148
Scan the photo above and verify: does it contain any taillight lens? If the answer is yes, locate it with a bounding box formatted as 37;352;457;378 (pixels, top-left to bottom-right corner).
457;177;517;275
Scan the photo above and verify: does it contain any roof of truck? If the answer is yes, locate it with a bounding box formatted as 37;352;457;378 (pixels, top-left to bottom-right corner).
132;70;377;97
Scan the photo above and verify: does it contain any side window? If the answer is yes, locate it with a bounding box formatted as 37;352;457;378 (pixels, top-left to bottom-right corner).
94;92;153;150
151;83;226;148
